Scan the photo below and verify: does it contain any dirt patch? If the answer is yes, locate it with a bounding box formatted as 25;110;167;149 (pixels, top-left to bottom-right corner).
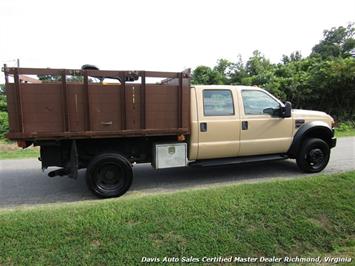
0;143;20;151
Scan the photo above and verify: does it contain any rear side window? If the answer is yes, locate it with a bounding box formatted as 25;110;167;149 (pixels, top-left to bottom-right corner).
203;90;234;116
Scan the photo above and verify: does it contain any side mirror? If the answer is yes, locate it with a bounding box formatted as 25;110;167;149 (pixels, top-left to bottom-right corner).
281;101;292;118
263;107;274;116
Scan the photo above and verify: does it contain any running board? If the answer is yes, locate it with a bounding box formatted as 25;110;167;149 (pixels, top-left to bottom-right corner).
189;154;288;167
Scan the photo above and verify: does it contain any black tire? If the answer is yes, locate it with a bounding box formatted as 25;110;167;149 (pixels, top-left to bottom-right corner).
86;153;133;198
296;138;330;173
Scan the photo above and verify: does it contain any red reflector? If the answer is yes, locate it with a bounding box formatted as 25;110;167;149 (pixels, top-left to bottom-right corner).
177;134;186;142
17;140;27;148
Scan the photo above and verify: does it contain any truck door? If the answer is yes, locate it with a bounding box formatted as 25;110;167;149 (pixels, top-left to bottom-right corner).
196;87;240;159
239;89;293;156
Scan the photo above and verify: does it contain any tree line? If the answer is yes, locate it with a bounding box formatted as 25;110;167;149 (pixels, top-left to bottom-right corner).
192;23;355;121
0;84;7;138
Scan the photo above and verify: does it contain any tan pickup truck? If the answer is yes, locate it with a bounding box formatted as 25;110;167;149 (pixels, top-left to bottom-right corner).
3;66;336;198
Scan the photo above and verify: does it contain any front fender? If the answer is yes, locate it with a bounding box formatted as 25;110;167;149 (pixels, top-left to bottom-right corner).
287;121;335;157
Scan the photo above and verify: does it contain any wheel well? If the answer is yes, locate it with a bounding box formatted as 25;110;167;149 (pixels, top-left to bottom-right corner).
288;126;333;158
302;128;333;147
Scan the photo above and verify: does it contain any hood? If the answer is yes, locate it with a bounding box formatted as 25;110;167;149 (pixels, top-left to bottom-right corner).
292;109;334;126
292;109;328;117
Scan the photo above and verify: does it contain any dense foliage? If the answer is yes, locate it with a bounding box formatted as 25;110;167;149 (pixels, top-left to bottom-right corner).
0;84;7;138
192;23;355;121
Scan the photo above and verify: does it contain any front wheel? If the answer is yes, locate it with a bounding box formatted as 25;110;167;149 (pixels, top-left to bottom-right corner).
296;138;330;173
86;153;133;198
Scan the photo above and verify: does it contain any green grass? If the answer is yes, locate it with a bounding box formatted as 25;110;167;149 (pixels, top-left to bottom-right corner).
0;172;354;265
0;148;39;159
336;128;355;137
335;121;355;137
0;139;39;159
0;138;11;144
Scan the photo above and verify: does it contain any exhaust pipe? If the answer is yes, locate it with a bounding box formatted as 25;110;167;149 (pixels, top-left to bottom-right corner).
48;168;69;177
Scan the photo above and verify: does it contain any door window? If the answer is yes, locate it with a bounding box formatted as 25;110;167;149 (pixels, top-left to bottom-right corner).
241;90;280;115
203;90;234;116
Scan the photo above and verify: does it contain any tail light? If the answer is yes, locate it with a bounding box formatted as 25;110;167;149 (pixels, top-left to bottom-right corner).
177;134;186;142
17;140;30;148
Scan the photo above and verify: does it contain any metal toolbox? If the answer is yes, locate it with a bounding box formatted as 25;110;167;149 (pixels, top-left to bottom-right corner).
153;143;187;169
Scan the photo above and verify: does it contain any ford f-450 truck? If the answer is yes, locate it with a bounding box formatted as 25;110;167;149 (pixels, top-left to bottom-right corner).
2;66;336;198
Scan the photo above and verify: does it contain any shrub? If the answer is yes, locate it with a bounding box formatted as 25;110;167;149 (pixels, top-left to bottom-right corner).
0;111;9;138
336;121;355;131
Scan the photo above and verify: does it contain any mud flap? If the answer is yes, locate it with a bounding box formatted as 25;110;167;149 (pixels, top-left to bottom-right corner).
68;140;78;179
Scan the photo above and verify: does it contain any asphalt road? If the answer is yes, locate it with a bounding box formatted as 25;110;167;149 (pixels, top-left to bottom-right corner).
0;137;354;208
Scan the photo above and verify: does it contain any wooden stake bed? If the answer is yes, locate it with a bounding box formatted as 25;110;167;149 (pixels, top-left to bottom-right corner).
3;67;191;140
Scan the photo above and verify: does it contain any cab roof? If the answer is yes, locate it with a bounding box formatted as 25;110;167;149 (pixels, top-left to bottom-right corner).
191;85;264;91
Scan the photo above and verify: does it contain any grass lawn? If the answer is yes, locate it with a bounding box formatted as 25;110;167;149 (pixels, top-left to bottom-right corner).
335;121;355;137
336;128;355;137
0;148;39;159
0;141;39;160
0;172;354;265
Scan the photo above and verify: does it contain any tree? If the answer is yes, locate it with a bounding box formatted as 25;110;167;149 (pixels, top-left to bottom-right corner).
213;59;234;84
0;94;6;112
37;74;61;82
311;23;355;59
228;55;248;85
245;50;273;76
0;84;9;138
0;111;8;138
67;75;84;82
282;51;302;64
307;57;355;119
191;66;224;85
190;24;355;120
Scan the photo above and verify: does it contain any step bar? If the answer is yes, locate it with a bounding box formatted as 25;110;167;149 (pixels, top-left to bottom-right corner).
189;154;288;167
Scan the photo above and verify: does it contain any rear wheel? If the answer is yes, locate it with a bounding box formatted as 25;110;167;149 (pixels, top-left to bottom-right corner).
296;138;330;173
86;153;133;198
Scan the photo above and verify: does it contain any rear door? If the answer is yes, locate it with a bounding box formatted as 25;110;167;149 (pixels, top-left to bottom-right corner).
196;87;240;159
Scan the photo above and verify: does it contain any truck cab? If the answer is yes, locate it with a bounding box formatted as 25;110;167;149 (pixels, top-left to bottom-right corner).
189;85;336;171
